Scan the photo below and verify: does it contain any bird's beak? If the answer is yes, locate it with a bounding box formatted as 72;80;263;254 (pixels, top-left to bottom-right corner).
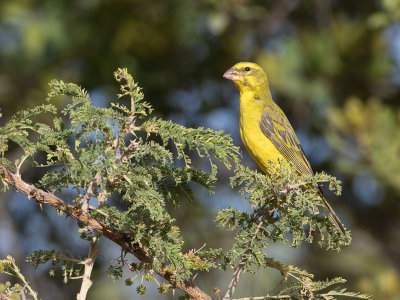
223;68;241;81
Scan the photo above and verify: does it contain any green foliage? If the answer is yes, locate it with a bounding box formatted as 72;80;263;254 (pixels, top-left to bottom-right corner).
265;277;370;300
0;256;39;300
0;69;368;299
223;161;349;251
26;249;84;284
199;162;356;299
107;262;124;282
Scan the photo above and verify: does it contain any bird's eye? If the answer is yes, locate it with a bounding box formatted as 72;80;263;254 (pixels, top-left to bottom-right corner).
244;67;251;72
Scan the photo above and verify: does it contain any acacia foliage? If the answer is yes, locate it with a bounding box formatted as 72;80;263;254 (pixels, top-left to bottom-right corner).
0;69;368;299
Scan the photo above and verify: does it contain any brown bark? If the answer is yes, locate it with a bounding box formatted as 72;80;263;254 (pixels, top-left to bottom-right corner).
1;166;212;300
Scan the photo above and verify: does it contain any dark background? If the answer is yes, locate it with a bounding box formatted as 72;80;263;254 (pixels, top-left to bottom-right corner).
1;1;400;299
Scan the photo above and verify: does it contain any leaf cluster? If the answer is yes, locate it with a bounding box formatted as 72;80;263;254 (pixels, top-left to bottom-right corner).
197;161;356;298
265;277;370;300
27;249;83;284
0;256;39;300
209;161;350;272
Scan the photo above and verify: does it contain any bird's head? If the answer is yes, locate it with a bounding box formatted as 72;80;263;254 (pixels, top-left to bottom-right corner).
223;62;269;93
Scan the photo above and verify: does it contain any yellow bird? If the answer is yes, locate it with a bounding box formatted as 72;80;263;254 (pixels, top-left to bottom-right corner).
223;62;345;235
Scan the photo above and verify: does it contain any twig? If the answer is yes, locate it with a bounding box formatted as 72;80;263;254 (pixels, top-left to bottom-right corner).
88;205;109;217
16;154;29;176
2;256;38;300
55;256;83;264
81;171;101;211
193;243;207;254
223;263;244;300
1;165;212;300
76;234;100;300
232;295;292;300
76;168;103;300
232;291;370;300
223;221;264;300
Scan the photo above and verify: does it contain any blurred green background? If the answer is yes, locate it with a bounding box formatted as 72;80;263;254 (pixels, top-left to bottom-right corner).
1;0;400;299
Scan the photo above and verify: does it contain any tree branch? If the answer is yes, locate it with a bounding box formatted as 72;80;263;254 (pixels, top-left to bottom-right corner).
223;262;244;300
223;221;264;300
76;234;99;300
1;166;211;300
233;295;292;300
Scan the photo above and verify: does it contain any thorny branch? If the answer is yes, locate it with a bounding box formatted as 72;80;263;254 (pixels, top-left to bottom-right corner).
76;169;103;300
1;166;212;300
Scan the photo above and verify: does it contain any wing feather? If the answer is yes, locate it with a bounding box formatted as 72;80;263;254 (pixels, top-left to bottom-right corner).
260;105;313;175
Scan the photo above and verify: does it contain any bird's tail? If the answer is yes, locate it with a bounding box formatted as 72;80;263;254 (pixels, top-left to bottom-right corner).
317;187;346;235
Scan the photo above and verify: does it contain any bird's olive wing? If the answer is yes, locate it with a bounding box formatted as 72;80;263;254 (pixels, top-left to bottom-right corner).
260;106;313;175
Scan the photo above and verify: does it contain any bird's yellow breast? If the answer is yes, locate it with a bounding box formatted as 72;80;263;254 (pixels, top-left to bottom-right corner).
239;92;284;172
